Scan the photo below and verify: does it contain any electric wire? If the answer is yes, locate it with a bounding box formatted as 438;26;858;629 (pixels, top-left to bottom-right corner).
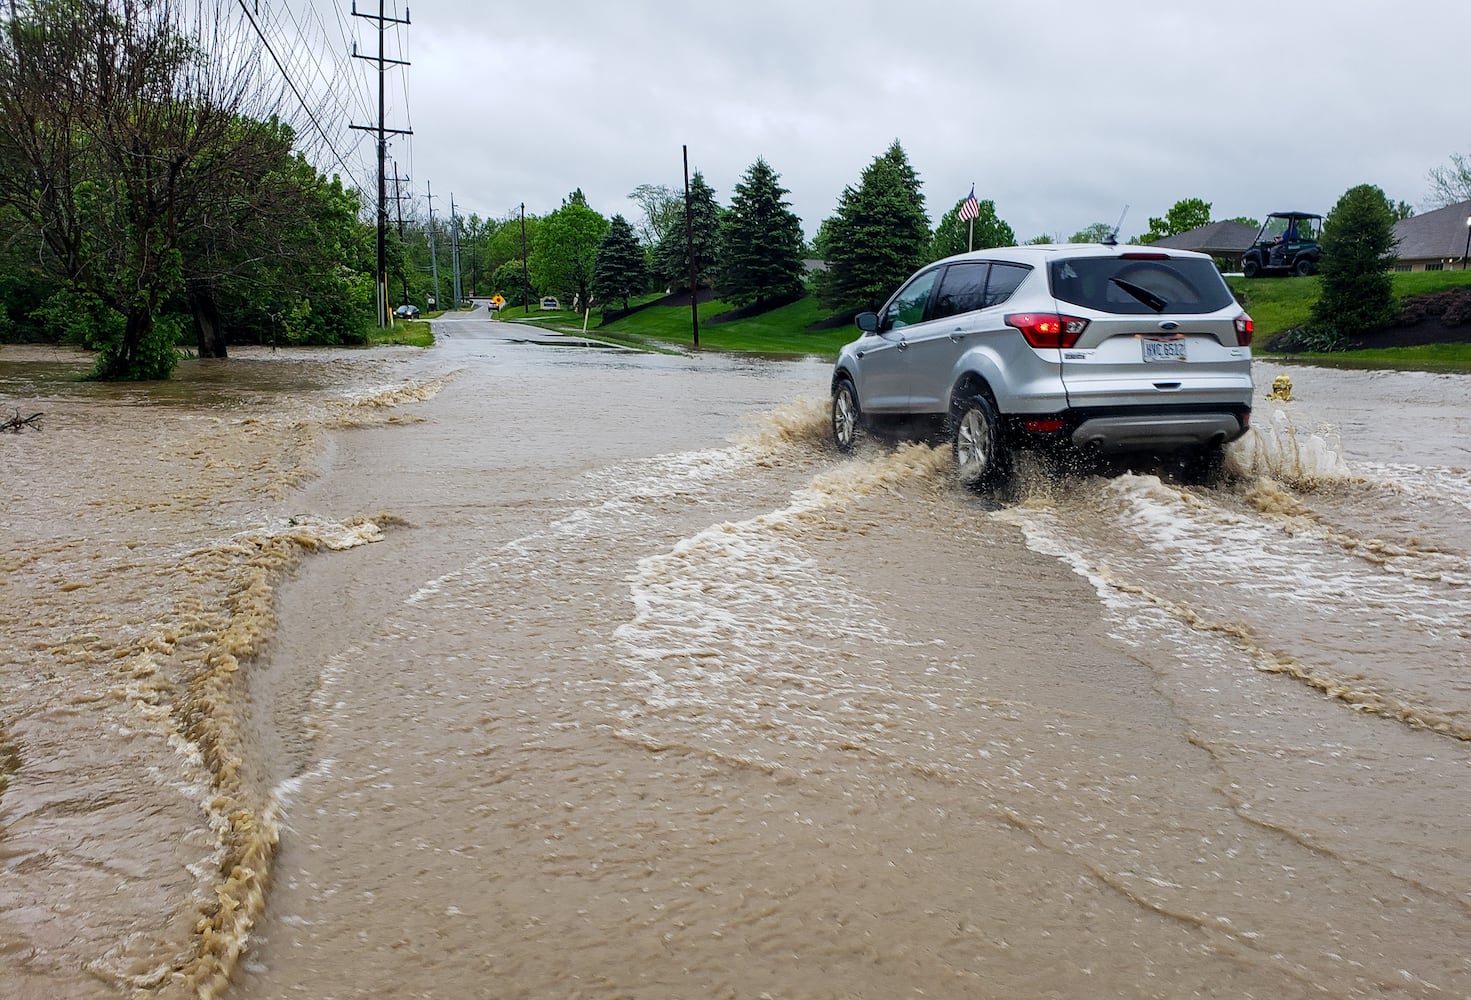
235;0;367;192
263;0;377;187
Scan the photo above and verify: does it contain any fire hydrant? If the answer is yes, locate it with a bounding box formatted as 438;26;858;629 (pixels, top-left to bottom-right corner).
1267;374;1294;401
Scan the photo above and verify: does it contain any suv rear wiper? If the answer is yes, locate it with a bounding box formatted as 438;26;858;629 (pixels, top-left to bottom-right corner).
1109;277;1169;313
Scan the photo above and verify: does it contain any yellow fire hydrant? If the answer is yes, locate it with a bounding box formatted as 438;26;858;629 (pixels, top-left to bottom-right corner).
1267;374;1294;401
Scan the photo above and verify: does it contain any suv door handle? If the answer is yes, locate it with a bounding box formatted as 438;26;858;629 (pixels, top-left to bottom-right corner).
896;339;908;351
949;330;964;343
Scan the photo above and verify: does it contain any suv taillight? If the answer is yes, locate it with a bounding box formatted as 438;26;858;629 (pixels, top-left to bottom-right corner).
1006;313;1089;349
1234;313;1254;346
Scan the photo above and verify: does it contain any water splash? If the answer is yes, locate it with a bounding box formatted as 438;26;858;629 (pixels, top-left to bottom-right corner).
1226;407;1352;488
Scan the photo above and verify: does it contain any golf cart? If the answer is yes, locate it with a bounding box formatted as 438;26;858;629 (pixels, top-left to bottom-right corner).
1241;211;1321;277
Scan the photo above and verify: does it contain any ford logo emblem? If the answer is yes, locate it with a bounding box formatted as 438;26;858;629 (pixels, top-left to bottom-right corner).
1158;321;1179;331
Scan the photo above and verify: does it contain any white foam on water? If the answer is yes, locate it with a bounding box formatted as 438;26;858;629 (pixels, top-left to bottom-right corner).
1353;461;1471;514
997;470;1471;736
1099;473;1471;629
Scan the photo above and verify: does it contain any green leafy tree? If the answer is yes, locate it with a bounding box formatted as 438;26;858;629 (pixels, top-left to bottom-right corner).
1227;216;1261;228
591;215;649;310
0;205;62;341
178;122;372;354
817;140;929;312
457;213;494;297
490;259;530;306
1138;198;1213;244
1025;234;1056;245
718;156;807;308
484;214;540;284
1308;184;1398;348
1390;200;1415;221
530;189;608;309
932;196;1015;258
0;0;304;379
652;171;721;292
1068;222;1114;244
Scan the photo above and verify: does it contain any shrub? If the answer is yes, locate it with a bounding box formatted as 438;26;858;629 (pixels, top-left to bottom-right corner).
1310;184;1398;343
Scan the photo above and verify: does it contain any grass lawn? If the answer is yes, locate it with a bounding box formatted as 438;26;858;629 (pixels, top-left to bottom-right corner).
1229;268;1471;339
491;269;1471;373
1273;342;1471;373
509;294;855;358
366;319;433;348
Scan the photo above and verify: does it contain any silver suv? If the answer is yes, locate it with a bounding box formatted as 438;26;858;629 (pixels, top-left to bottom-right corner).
830;244;1254;487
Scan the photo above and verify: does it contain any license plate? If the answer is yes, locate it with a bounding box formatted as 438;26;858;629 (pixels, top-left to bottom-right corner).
1143;338;1186;362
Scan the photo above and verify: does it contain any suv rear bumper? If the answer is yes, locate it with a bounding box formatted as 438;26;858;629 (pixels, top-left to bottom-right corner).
1006;404;1250;454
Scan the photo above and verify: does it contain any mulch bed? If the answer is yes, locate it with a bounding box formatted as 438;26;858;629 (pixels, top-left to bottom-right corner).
1265;286;1471;351
1353;286;1471;349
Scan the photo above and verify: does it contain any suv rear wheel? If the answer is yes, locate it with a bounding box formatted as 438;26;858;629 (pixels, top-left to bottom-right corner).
1181;441;1227;487
951;393;1011;490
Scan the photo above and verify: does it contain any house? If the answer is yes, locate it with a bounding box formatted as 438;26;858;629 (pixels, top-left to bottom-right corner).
1147;221;1259;270
1391;200;1471;272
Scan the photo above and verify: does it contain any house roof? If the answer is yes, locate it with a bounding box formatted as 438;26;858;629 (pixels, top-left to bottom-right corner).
1148;220;1259;255
1393;200;1471;261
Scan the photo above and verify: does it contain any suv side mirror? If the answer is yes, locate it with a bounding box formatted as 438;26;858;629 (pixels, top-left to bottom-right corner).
854;311;879;333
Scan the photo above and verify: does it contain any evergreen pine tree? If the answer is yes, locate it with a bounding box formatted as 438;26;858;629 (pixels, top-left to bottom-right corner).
591;214;649;311
818;140;930;313
718;156;807;309
1309;184;1399;347
652;171;722;292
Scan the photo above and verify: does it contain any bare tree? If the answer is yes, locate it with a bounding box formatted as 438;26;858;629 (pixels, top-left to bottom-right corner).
1426;152;1471;210
626;182;684;248
0;0;298;376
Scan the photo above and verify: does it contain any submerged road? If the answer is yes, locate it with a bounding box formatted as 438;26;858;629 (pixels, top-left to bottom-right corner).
1;317;1469;998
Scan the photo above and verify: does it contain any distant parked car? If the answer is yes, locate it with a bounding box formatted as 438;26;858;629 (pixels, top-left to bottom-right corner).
539;296;561;310
830;243;1255;490
394;304;421;319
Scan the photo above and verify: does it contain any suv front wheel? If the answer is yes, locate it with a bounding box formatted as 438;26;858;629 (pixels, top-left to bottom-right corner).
832;377;863;452
951;393;1011;490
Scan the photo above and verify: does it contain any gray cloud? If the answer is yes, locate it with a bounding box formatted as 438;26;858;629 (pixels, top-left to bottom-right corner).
315;0;1468;241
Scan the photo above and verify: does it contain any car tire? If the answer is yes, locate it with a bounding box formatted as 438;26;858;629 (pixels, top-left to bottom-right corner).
832;377;863;453
1294;257;1316;277
951;392;1011;490
1242;257;1260;278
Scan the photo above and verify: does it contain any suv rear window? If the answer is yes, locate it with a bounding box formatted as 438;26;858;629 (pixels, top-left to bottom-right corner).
1049;256;1233;315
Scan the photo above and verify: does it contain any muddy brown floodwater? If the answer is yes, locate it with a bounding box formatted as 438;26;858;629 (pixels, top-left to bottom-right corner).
3;309;1470;999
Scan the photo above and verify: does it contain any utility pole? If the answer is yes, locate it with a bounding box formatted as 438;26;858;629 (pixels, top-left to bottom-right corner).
390;160;411;304
682;144;699;348
349;0;412;328
520;202;530;316
426;181;441;309
450;194;462;308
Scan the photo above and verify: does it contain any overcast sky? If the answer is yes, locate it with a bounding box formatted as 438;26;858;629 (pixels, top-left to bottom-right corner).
294;0;1467;242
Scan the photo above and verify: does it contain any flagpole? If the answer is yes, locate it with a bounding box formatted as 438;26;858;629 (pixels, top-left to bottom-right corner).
964;181;977;252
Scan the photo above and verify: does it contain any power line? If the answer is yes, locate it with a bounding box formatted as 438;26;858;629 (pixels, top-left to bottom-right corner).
350;0;412;327
272;1;374;135
235;0;366;192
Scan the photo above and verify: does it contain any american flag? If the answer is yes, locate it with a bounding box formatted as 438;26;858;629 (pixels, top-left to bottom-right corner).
958;186;980;222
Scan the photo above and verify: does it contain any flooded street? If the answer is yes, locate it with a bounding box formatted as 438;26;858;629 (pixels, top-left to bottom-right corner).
3;310;1470;998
